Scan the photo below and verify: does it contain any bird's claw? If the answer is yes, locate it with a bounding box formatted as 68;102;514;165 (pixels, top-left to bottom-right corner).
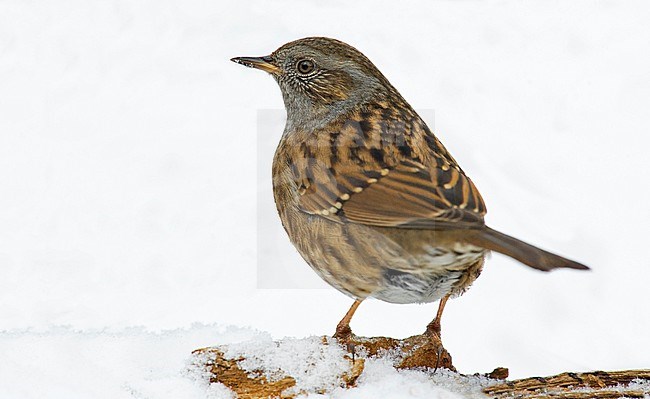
333;324;353;343
333;324;358;360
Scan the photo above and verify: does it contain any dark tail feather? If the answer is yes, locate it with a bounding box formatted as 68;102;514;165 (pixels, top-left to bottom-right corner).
467;227;590;272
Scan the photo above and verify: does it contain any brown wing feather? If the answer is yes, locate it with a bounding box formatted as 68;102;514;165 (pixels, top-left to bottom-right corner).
292;103;486;229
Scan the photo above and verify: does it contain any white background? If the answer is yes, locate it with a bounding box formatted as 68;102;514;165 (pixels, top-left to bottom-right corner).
1;0;649;396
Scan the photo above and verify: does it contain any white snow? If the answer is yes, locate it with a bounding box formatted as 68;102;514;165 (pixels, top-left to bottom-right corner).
0;326;492;399
1;0;650;397
215;335;492;397
221;336;352;394
0;324;261;399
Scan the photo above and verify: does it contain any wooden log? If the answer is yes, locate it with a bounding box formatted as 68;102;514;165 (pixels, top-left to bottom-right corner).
484;369;650;398
194;346;365;398
193;334;454;398
192;336;649;399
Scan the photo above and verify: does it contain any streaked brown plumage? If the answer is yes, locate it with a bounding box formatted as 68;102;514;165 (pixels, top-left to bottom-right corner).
232;37;588;342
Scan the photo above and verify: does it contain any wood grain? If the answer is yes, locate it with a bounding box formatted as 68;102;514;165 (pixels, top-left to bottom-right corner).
193;337;649;399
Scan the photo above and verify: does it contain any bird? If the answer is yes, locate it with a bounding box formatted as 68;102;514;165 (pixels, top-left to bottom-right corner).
231;37;589;345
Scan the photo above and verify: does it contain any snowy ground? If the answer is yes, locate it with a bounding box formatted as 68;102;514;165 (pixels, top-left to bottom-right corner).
1;0;650;397
0;325;494;399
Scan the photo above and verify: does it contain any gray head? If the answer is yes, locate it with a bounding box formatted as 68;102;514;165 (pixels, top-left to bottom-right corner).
231;37;403;129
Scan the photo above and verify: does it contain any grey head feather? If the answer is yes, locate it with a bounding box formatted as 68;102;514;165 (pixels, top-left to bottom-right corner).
268;37;400;133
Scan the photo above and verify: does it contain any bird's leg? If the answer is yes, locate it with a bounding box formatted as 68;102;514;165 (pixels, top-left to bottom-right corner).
333;299;362;342
425;294;450;337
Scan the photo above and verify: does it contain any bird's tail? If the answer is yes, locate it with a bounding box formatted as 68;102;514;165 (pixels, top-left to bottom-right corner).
466;227;589;272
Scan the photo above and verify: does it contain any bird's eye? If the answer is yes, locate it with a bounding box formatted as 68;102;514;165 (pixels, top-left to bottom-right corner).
296;59;316;75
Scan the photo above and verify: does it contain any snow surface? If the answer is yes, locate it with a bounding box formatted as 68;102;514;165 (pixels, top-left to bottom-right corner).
0;325;252;399
215;335;493;398
1;0;650;397
0;325;493;399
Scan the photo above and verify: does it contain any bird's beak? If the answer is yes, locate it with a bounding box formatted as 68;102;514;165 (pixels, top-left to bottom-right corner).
230;56;280;75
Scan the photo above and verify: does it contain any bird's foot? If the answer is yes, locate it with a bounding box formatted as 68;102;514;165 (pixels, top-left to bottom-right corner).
398;331;455;371
423;320;442;338
333;323;353;343
333;324;358;359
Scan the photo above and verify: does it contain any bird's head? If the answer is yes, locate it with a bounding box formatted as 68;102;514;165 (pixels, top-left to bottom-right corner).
231;37;400;128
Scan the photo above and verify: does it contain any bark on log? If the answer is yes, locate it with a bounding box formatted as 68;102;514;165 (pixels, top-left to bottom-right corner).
192;336;649;399
195;348;365;399
484;369;650;398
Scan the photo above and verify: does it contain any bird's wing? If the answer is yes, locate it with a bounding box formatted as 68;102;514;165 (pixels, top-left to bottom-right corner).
293;104;487;230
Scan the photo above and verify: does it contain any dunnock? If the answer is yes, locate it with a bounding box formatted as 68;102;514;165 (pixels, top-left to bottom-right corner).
232;37;588;343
